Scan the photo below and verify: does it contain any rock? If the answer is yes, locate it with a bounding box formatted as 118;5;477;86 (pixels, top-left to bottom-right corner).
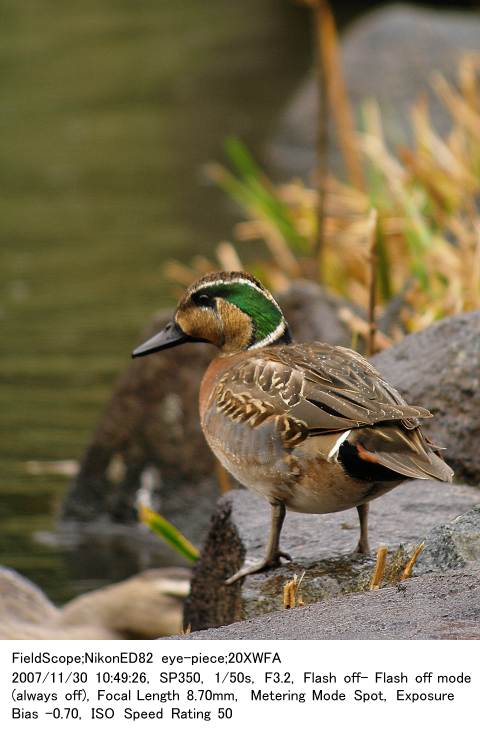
0;566;188;640
416;506;480;573
0;567;59;627
372;310;480;487
277;280;355;346
175;567;480;640
60;568;190;639
269;4;480;178
0;621;120;641
61;281;354;529
184;481;480;631
0;566;115;640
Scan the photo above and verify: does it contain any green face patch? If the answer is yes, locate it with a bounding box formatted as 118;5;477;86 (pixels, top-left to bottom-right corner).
197;280;284;344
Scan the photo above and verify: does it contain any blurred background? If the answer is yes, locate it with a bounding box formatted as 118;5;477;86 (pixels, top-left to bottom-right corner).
1;0;480;608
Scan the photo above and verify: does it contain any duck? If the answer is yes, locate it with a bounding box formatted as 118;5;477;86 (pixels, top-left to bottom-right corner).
132;271;453;583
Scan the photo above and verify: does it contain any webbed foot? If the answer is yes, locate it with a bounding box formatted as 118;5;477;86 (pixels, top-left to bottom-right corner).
354;538;371;555
225;550;291;585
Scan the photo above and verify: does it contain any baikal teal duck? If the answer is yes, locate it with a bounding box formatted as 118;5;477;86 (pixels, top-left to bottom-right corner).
133;271;453;583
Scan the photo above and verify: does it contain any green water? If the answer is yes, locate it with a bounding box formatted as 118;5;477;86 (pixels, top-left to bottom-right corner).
0;1;309;603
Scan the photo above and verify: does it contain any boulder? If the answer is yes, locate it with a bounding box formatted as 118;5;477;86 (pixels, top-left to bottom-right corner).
0;566;188;640
372;310;480;487
175;567;480;640
60;567;190;639
0;567;59;627
184;481;480;631
269;4;480;178
416;506;480;574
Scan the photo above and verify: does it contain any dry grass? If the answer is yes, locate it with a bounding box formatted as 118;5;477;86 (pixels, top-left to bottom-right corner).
166;53;480;344
368;543;426;590
283;571;306;609
369;545;388;590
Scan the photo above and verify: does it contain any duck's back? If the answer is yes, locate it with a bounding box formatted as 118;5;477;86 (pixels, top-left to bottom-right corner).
199;342;453;510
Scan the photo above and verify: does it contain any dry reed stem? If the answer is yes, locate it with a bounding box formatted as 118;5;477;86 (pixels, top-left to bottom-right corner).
369;545;388;590
459;53;480;111
283;571;306;609
432;72;480;137
283;577;297;609
216;241;244;271
300;0;365;277
324;4;362;186
316;1;365;191
338;307;392;350
312;0;329;272
234;220;302;277
400;542;425;581
164;261;197;287
366;208;378;357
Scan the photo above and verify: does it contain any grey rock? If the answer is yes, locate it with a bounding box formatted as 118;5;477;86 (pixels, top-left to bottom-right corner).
0;567;59;627
175;568;480;640
270;4;480;178
278;279;355;346
60;567;190;639
417;506;480;573
184;481;480;631
372;310;480;487
0;566;188;640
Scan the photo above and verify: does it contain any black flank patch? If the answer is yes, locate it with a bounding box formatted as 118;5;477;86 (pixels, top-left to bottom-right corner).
338;441;406;483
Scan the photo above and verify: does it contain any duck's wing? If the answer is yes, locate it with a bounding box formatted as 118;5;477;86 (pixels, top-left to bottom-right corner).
340;424;454;483
222;342;431;434
214;343;453;482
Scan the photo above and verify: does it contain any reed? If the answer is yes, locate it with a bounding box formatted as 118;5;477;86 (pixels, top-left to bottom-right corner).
167;53;480;345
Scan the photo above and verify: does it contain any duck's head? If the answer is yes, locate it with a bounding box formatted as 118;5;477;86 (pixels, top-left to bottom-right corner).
132;271;292;358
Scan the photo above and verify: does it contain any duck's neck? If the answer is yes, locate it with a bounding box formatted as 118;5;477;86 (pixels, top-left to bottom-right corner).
248;321;292;350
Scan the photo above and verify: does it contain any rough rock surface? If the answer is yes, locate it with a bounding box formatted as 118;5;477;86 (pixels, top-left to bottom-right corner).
184;481;480;632
372;311;480;487
61;281;354;528
176;568;480;640
270;4;480;177
0;566;188;640
416;506;480;573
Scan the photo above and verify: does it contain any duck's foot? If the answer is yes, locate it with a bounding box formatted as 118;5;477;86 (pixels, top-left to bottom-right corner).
225;550;291;585
354;539;371;555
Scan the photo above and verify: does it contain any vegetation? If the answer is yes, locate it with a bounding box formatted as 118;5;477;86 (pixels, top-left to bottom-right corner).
138;504;200;563
167;53;480;344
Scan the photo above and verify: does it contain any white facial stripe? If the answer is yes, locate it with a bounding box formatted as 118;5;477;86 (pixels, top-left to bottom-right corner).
249;319;286;350
189;276;283;310
327;430;352;461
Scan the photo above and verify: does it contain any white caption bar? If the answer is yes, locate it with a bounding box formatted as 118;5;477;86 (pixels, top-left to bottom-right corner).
0;640;477;732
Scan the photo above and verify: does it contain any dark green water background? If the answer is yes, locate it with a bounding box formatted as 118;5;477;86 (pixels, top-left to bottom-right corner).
0;0;311;602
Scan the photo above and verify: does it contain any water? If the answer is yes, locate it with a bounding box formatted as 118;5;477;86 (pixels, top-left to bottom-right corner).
0;0;310;604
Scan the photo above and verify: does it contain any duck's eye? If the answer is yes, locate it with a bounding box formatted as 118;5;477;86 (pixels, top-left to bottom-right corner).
195;293;211;306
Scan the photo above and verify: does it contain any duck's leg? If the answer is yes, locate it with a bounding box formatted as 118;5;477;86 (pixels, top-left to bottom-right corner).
225;501;291;584
355;502;370;554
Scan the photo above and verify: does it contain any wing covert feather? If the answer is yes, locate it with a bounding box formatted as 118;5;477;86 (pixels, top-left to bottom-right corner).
215;342;431;434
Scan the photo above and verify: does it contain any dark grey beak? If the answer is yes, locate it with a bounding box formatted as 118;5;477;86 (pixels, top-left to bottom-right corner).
132;321;191;358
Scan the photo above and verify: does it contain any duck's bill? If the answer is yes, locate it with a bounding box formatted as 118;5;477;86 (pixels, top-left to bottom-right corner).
132;321;193;358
